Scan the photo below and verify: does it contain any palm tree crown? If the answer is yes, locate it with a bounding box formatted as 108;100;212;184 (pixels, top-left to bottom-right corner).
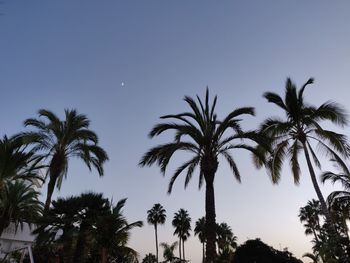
140;89;266;262
21;109;109;210
0;135;43;189
0;180;43;236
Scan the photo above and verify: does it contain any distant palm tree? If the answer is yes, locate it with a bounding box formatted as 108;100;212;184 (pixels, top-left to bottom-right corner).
140;89;266;262
194;217;206;263
21;109;109;211
160;241;178;262
0;180;42;236
172;209;191;261
259;78;349;261
0;135;43;189
216;222;237;254
147;203;167;263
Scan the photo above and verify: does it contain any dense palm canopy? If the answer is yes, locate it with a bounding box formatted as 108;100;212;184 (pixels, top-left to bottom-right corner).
299;199;322;239
34;192;142;263
0;135;43;189
0;180;43;236
20;109;109;210
140;89;266;262
260;77;349;262
147;203;167;263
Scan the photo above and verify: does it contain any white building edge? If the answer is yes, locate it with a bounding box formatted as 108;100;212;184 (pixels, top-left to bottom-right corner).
0;223;35;262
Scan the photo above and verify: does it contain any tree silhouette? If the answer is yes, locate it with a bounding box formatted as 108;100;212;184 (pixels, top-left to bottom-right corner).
21;109;108;211
259;78;349;262
147;203;167;263
140;89;266;262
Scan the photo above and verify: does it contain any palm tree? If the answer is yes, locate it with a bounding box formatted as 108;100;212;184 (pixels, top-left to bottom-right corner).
172;209;191;261
21;109;109;211
321;158;350;208
260;78;349;261
95;198;143;263
140;89;266;262
0;180;43;236
160;241;178;262
299;200;322;242
194;217;206;263
34;193;142;263
147;203;167;263
302;252;320;263
0;135;43;189
142;253;157;263
216;222;237;254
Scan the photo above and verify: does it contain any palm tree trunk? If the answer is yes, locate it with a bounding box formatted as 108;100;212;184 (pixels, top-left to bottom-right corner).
155;224;159;263
0;217;8;237
202;242;205;263
179;237;182;260
205;180;216;263
100;248;107;263
182;238;185;261
303;144;348;262
44;175;58;211
73;221;88;263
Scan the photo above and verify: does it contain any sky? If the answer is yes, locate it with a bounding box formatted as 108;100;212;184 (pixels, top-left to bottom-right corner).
1;1;350;262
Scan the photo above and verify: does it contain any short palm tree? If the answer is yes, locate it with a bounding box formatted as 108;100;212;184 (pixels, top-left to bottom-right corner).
260;78;349;261
194;217;206;263
142;253;157;263
0;180;43;236
21;109;109;211
299;200;322;242
147;203;167;263
160;241;178;262
95;198;143;263
140;89;266;262
302;252;320;263
0;135;43;189
216;222;237;254
172;209;191;261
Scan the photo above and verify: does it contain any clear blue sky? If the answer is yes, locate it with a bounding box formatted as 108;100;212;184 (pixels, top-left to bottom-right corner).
1;1;350;261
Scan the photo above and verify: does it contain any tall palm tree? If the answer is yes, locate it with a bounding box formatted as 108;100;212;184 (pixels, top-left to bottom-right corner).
259;78;349;261
194;217;206;263
160;241;178;262
0;135;43;189
147;203;167;263
21;109;109;211
172;209;191;261
140;89;266;262
0;180;43;236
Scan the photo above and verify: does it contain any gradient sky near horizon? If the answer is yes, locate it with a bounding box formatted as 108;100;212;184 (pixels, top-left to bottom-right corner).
1;1;350;262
